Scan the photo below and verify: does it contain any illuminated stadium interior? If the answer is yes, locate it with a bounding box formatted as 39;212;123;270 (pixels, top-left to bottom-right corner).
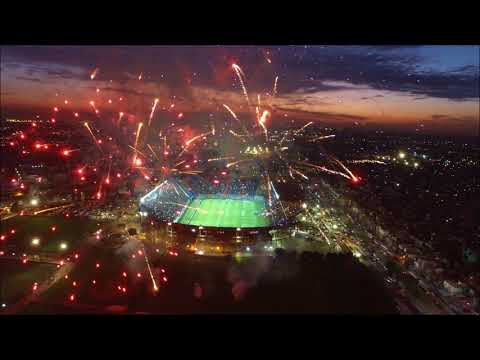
139;176;286;230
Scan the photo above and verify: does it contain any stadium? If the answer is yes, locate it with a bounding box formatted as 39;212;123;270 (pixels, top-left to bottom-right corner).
138;175;289;255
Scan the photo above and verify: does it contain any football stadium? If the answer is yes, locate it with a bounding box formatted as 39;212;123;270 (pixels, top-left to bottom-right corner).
139;176;288;255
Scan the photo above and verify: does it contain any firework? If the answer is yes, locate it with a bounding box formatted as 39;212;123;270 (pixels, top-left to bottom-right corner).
223;104;241;124
309;134;336;142
142;244;158;292
232;64;250;106
185;130;213;147
132;122;144;166
208;156;236;162
83;122;102;150
258;110;270;141
89;100;99;114
347;159;387;165
148;98;159;127
294;121;313;135
147;144;160;160
90;68;99;80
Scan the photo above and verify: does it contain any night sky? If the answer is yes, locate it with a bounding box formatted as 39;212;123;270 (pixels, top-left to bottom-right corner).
1;45;479;135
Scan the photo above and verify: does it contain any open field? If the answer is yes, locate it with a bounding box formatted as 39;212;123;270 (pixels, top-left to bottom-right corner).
176;195;272;228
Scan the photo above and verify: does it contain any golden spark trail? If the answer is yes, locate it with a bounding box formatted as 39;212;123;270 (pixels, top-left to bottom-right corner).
90;68;99;80
232;64;250;106
179;171;203;175
294;121;313;135
347;159;387;165
89;100;99;114
258;110;270;141
226;159;254;168
128;145;147;158
290;167;309;180
117;112;125;126
33;204;74;215
148;98;159;127
266;172;273;206
142;244;159;292
332;157;357;181
309;134;336;142
305;208;331;245
273;76;278;97
175;131;212;160
147;144;160;160
185;130;213;147
223;104;241;124
132;122;144;165
83;122;101;150
229;130;247;138
63;149;80;155
208;156;236;162
297;161;351;179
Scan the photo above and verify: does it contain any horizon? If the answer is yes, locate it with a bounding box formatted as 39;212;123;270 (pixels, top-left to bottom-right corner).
1;45;479;137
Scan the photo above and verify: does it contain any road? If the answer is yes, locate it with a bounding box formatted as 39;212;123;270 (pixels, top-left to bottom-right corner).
3;233;101;314
297;179;458;314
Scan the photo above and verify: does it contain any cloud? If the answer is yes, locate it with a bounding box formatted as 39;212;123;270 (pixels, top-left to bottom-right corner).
431;114;477;124
15;76;41;82
282;46;479;100
275;106;368;122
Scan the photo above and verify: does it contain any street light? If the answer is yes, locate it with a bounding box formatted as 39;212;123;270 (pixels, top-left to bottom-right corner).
30;199;39;206
398;152;406;159
31;238;40;246
59;242;68;250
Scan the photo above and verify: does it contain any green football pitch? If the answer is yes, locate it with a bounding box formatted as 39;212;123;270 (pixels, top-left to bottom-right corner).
175;195;272;228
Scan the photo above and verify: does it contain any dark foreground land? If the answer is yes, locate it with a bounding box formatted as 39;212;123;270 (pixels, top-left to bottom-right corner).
17;243;397;314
